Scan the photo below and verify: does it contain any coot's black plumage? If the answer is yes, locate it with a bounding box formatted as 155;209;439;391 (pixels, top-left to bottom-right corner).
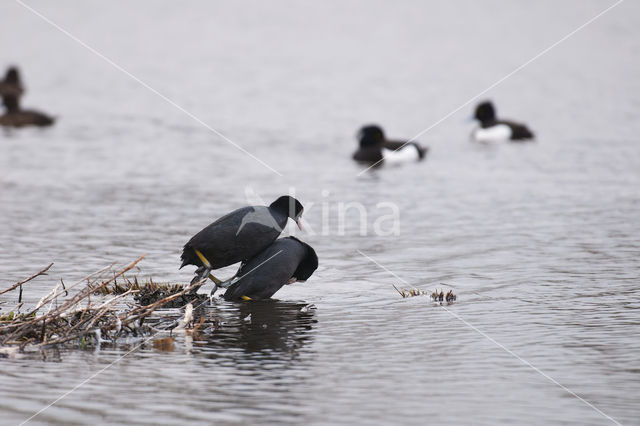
472;101;534;142
180;195;304;282
0;95;54;127
352;125;427;166
223;237;318;301
0;67;24;98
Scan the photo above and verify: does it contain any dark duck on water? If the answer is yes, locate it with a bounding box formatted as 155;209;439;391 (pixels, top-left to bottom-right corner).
180;195;304;291
223;236;318;301
0;94;55;127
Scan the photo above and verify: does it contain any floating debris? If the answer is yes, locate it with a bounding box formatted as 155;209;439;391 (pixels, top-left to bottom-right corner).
393;284;430;298
0;256;210;352
173;303;194;331
393;284;456;304
300;304;316;313
134;282;206;308
96;274;207;308
446;290;456;303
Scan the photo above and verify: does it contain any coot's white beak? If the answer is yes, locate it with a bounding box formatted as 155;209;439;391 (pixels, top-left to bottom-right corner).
296;217;303;231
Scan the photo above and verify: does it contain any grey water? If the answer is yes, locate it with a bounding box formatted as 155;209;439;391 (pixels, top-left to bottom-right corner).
1;1;640;424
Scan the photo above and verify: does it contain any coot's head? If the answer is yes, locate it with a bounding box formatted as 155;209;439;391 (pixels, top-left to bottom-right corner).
4;67;21;84
357;125;385;148
474;101;496;124
289;237;318;282
270;195;304;230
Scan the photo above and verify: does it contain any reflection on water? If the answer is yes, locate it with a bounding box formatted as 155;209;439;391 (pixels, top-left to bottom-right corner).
199;300;316;358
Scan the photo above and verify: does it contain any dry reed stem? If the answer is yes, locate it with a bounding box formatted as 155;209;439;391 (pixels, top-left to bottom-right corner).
0;263;53;296
0;255;207;350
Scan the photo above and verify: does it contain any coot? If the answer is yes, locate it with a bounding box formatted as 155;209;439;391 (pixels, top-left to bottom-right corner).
180;195;304;284
223;237;318;301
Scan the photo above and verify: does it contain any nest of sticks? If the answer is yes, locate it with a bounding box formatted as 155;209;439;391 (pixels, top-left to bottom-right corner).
0;255;207;354
392;284;457;303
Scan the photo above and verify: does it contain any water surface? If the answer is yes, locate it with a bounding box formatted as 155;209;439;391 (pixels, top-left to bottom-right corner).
1;1;639;425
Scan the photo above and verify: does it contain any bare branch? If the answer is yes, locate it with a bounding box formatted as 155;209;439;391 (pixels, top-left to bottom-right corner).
0;263;54;296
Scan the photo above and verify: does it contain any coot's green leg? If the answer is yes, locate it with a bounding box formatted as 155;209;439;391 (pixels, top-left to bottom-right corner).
208;263;244;297
194;250;222;284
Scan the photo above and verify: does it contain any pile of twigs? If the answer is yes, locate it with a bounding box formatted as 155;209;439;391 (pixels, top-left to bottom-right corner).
96;274;204;308
0;255;204;352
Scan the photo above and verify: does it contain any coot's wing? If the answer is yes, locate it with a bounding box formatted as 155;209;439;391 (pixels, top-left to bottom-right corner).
224;258;291;301
183;206;285;269
185;206;252;249
182;206;253;268
230;205;287;262
224;239;301;300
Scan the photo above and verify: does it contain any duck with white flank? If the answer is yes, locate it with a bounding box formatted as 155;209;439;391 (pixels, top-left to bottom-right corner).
180;195;304;292
472;101;534;143
223;237;318;301
352;125;428;167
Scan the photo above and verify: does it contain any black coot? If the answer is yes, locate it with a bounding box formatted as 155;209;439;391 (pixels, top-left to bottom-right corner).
223;236;318;301
352;124;427;166
0;95;54;127
472;101;534;142
180;195;304;283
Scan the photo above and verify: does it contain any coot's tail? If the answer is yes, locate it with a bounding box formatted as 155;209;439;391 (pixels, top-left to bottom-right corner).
180;245;196;269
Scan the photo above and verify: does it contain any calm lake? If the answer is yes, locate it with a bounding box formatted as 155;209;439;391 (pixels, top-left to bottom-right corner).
1;1;639;424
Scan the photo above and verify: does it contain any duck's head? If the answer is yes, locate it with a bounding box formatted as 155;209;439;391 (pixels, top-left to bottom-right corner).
270;195;304;230
474;101;496;124
5;67;21;84
357;124;385;148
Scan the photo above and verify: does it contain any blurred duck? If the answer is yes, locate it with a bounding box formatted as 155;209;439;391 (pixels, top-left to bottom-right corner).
0;67;24;98
0;94;55;127
472;101;534;142
223;237;318;301
352;124;428;167
180;195;304;291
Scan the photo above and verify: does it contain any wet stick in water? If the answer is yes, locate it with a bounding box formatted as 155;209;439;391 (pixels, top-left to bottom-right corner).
0;255;146;336
0;263;53;298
